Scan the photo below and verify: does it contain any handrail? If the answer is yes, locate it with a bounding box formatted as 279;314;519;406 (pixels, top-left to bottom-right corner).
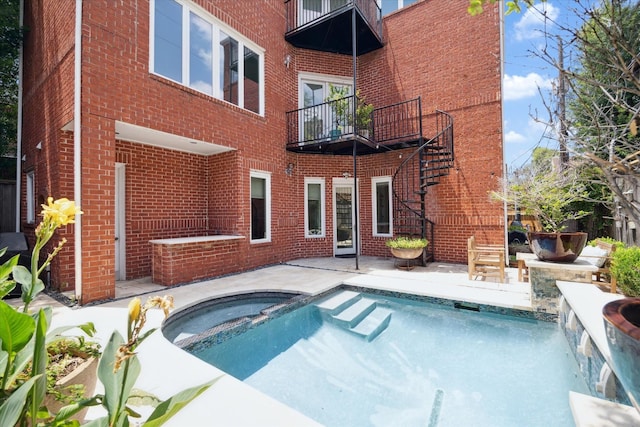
286;97;420;148
284;0;382;40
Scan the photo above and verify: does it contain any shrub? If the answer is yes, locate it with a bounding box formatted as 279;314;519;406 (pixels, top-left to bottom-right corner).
611;246;640;297
385;236;429;249
587;237;625;249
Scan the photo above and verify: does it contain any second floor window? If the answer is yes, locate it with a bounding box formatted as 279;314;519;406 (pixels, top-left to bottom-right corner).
152;0;264;114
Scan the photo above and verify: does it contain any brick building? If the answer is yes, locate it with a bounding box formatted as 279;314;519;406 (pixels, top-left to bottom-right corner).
19;0;504;304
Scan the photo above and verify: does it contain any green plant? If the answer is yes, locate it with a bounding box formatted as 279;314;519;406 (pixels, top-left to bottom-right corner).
491;156;590;232
79;295;217;427
610;246;640;297
325;84;351;131
0;198;214;426
355;90;373;130
385;236;429;249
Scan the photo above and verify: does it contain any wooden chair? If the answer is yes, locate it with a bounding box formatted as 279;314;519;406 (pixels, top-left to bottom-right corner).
577;239;617;293
467;236;506;283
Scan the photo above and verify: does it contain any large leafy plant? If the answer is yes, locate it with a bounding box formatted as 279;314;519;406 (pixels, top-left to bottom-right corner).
0;198;214;426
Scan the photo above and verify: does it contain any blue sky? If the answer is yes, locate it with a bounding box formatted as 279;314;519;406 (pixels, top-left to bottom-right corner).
502;2;575;169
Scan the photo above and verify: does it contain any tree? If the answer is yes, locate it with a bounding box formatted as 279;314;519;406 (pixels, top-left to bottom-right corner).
0;0;23;157
530;0;640;244
467;0;539;16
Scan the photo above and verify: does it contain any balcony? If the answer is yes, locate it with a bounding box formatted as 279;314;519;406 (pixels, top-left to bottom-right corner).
286;97;424;155
285;0;383;55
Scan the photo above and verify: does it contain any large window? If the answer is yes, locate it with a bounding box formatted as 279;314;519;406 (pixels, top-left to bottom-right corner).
151;0;264;114
305;178;325;237
250;171;271;242
372;176;392;236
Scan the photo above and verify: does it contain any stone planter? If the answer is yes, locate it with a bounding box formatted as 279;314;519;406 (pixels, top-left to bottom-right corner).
389;247;425;271
603;298;640;414
44;357;98;422
528;231;588;263
390;247;424;260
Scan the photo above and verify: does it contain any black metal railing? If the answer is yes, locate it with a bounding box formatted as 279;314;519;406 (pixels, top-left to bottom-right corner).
391;110;454;263
284;0;382;39
286;97;423;148
371;98;422;146
286;95;374;146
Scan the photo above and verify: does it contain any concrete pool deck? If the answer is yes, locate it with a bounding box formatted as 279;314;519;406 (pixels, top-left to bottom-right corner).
16;256;640;426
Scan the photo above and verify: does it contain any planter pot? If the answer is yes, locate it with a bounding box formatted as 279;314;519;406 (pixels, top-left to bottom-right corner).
44;357;98;422
527;231;587;263
390;247;424;260
603;298;640;413
329;129;341;140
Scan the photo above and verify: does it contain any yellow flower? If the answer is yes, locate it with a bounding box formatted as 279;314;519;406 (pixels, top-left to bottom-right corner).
41;197;83;227
145;295;174;318
128;297;142;323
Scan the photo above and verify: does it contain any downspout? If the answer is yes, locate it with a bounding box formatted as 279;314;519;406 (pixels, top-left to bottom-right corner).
15;0;24;231
74;0;83;301
499;3;508;259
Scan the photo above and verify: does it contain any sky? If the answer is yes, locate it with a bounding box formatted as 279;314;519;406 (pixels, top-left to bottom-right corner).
502;1;577;170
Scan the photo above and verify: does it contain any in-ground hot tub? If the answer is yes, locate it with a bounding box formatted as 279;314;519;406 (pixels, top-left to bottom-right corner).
162;291;303;344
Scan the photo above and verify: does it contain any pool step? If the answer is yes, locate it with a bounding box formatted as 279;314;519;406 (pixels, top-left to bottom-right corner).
315;290;361;315
315;290;392;341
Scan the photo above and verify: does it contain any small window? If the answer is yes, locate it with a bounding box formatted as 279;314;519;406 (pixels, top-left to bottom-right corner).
305;178;325;237
250;171;271;242
26;171;35;224
372;177;392;236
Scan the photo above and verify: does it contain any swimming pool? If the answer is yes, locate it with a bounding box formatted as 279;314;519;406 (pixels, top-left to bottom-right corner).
175;289;589;426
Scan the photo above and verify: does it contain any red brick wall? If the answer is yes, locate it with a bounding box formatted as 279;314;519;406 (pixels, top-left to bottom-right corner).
21;0;503;303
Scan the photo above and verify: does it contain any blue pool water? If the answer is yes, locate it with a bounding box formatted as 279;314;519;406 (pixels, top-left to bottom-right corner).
188;291;589;427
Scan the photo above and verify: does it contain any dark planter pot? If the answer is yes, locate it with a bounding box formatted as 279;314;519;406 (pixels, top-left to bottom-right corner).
603;298;640;413
527;231;588;263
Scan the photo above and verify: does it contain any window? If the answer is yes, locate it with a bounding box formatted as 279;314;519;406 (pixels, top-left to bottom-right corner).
151;0;264;114
299;74;352;141
26;171;35;224
372;177;392;236
250;171;271;242
305;178;325;237
380;0;417;15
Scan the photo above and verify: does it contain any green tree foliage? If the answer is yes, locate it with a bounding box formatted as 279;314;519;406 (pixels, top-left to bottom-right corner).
0;0;23;157
467;0;538;16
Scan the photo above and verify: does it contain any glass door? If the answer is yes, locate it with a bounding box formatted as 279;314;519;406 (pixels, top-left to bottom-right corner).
334;181;357;256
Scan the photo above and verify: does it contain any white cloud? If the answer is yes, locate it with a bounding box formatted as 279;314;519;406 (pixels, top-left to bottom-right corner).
504;130;527;144
513;2;559;41
503;73;553;101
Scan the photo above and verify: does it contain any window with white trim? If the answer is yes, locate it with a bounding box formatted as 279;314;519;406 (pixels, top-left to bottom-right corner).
151;0;264;114
299;73;352;141
372;176;392;236
250;171;271;242
305;178;325;237
26;171;35;224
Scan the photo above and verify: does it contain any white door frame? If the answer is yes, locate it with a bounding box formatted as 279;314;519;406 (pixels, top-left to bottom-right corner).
115;163;126;281
333;177;359;256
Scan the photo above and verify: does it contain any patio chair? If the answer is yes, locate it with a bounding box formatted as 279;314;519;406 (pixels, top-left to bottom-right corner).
577;239;617;293
467;236;506;283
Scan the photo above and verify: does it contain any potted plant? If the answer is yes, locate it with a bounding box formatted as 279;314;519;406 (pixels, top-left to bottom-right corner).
355;90;374;137
325;84;351;138
385;235;429;260
491;156;590;263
